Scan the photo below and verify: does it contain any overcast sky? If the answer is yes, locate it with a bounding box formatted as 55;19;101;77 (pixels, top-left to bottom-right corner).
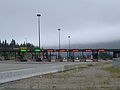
0;0;120;48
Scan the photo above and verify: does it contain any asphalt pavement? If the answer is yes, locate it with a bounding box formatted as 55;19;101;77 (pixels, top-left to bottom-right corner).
0;61;85;72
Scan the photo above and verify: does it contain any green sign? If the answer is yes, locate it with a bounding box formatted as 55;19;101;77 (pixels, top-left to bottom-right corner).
20;49;27;52
35;49;41;52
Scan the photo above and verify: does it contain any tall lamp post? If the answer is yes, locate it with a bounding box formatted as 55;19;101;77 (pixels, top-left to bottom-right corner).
25;37;27;47
58;29;61;59
68;35;70;59
37;14;41;49
68;35;70;50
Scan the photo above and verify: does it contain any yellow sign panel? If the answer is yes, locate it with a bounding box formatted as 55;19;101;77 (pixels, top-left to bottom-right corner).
20;47;27;50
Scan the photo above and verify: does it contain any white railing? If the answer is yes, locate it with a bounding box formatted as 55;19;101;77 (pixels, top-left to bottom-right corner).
113;58;120;68
0;66;63;84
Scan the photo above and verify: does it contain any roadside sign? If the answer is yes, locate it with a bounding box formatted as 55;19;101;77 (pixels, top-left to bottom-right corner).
20;49;27;52
72;49;79;52
35;49;41;52
20;47;27;50
85;49;92;52
98;49;106;52
60;49;66;52
47;49;54;52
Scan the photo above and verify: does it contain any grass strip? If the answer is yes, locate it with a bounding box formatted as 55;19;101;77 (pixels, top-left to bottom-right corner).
103;66;120;74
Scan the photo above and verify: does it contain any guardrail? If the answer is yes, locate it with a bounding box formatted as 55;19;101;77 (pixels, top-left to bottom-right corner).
113;58;120;68
0;66;63;84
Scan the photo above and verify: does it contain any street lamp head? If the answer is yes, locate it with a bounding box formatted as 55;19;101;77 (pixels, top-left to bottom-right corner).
68;36;70;38
37;14;41;16
58;29;61;31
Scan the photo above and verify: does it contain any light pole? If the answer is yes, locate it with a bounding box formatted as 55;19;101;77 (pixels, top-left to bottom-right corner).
25;38;27;47
58;29;61;59
68;35;70;50
58;29;61;50
68;35;70;59
37;14;41;49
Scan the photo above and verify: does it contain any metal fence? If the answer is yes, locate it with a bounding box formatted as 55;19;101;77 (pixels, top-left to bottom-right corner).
0;66;63;84
113;58;120;68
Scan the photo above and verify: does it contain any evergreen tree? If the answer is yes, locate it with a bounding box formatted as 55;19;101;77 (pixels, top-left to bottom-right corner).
10;39;16;48
0;39;1;48
0;39;36;49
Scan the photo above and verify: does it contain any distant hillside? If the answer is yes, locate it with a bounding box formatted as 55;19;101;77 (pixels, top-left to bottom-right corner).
70;40;120;49
46;40;120;49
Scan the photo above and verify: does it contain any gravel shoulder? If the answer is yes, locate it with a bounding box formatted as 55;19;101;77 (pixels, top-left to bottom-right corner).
0;61;120;90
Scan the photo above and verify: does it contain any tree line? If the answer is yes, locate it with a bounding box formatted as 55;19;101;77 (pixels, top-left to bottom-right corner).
0;39;36;49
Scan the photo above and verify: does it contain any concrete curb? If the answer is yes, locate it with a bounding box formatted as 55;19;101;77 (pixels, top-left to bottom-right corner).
0;66;62;84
